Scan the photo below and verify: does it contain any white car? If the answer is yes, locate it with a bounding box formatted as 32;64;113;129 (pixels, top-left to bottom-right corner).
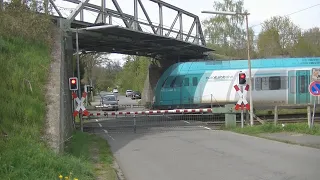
125;90;133;97
112;88;118;93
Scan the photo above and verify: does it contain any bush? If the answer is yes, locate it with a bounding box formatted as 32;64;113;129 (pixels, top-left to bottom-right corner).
0;0;53;46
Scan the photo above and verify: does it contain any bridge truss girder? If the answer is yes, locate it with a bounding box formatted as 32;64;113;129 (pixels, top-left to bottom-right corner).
60;0;206;46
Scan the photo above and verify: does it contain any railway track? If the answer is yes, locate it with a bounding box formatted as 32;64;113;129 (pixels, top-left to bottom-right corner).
206;113;320;126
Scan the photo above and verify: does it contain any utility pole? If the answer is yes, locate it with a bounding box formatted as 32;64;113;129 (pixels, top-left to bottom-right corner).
244;12;254;126
201;10;254;126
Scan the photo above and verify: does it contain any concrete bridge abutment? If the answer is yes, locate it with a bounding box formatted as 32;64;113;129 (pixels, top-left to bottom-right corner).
141;57;182;108
45;18;74;153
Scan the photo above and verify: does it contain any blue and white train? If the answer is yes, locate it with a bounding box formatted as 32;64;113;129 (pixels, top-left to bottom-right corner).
152;57;320;110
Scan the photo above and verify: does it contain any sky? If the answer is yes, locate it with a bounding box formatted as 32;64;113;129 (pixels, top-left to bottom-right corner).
51;0;320;66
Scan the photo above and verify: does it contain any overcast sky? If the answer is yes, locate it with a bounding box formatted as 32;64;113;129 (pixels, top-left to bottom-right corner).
52;0;320;65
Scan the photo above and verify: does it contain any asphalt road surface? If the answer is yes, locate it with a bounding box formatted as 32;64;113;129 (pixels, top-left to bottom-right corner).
89;123;320;180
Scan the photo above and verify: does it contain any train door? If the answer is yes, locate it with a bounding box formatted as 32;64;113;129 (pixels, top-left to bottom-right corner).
181;76;190;108
171;76;184;107
160;76;176;106
190;76;199;105
288;71;296;104
296;70;310;104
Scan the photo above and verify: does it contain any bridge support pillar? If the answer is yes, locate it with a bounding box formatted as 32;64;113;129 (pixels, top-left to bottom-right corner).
141;60;161;108
141;58;175;108
47;18;74;153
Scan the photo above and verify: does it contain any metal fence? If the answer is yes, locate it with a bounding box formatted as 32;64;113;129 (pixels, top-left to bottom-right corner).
83;112;225;134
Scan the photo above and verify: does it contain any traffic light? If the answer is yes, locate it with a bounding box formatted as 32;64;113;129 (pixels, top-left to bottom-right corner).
89;86;93;92
69;77;78;90
239;72;246;85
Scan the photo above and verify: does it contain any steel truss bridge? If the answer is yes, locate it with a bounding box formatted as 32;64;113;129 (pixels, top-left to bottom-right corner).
32;0;213;59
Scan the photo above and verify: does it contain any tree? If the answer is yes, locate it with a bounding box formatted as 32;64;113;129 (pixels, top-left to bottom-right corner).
259;16;301;56
291;27;320;57
93;60;122;91
257;28;282;57
115;55;150;93
80;52;109;85
202;0;255;59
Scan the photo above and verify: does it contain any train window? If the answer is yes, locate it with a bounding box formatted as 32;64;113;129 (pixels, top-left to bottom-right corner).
172;76;184;87
261;77;269;90
255;78;261;91
170;77;177;87
184;77;189;86
269;76;281;90
255;76;287;91
192;77;198;86
299;76;306;93
290;76;296;93
163;76;175;88
161;79;167;88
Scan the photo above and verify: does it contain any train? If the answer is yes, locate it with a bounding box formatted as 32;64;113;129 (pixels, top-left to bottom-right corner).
152;57;320;110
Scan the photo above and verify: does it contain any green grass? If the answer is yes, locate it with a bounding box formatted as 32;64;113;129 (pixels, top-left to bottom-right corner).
227;123;320;136
255;108;320;116
0;36;116;179
65;131;117;179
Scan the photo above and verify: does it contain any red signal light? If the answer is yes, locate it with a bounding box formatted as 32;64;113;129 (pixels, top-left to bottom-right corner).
69;77;78;90
239;73;246;85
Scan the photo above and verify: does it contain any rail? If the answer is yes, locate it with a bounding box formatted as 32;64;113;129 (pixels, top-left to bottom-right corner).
79;103;320;133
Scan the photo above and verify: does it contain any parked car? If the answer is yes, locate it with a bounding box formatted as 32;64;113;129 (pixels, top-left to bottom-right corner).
100;95;119;111
131;91;141;100
100;91;114;97
125;90;133;97
112;88;118;94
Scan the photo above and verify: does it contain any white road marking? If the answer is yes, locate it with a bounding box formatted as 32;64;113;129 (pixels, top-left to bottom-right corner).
98;123;102;127
103;129;115;140
95;119;98;122
199;125;212;130
183;120;190;124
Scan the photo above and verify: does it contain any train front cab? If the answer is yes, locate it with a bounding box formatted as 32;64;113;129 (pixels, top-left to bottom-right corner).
288;69;317;104
157;75;200;109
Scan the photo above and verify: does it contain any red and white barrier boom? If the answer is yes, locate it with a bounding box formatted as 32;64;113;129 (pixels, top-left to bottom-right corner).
72;92;90;116
233;84;250;110
84;108;212;117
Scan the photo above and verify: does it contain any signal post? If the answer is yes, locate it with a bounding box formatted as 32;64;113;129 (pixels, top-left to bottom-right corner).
69;77;90;132
234;71;250;128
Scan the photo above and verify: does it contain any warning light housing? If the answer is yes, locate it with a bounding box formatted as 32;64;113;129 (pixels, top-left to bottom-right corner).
69;77;78;90
239;72;246;85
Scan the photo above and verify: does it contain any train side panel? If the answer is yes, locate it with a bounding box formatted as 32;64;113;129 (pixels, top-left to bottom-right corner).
198;70;239;104
153;58;320;109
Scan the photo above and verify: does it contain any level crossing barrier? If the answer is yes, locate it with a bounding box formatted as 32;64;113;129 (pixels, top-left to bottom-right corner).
82;104;239;134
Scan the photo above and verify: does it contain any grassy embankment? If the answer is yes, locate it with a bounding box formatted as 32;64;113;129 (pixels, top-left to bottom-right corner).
0;3;116;179
224;123;320;148
234;106;320;137
226;123;320;136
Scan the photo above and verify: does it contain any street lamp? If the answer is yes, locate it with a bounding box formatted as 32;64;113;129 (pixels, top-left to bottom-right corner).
201;10;254;127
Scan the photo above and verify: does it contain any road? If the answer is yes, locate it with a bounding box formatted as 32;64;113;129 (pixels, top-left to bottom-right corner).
91;94;145;112
89;124;320;180
86;95;320;180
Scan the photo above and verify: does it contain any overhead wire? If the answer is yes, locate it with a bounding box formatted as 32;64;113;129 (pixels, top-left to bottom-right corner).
250;3;320;29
